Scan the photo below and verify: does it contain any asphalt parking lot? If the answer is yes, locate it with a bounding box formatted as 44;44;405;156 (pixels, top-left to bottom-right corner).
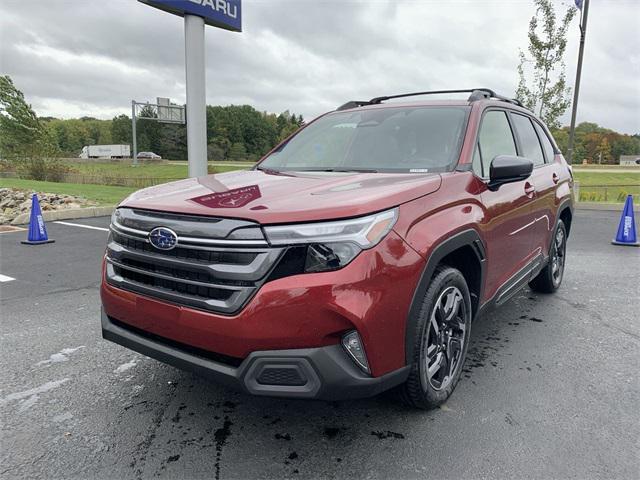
1;210;638;480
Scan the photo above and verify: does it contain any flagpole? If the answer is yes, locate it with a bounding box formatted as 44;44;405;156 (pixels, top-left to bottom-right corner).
567;0;590;164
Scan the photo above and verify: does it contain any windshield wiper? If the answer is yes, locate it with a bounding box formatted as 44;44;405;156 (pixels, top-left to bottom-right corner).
296;168;379;173
255;165;282;174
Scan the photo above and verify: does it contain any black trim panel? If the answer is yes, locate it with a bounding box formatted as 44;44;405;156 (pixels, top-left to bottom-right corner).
494;254;544;306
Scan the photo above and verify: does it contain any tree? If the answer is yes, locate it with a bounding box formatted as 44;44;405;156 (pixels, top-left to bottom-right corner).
594;137;612;164
551;122;640;164
0;76;66;180
160;123;187;160
207;142;225;161
111;114;132;145
228;142;247;161
516;0;577;129
136;105;162;153
278;122;299;142
0;75;43;154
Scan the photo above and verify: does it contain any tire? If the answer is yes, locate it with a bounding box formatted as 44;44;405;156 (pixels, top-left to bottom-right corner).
398;266;472;409
529;219;567;294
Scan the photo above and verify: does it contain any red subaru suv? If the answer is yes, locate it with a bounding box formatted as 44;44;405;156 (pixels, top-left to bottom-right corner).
101;89;573;409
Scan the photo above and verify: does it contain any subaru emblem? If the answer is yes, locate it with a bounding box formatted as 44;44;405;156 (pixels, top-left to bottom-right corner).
149;227;178;251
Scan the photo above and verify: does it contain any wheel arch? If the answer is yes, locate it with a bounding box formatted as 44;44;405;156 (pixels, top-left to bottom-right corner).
558;203;573;237
404;229;486;365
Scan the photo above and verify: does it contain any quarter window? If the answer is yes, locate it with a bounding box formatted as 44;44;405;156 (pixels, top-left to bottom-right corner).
534;122;556;163
475;110;517;178
512;114;545;166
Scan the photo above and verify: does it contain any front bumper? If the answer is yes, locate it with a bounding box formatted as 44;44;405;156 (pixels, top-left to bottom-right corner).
101;229;426;376
102;309;409;400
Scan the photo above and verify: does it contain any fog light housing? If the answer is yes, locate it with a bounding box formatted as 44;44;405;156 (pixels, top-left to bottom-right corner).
341;330;370;374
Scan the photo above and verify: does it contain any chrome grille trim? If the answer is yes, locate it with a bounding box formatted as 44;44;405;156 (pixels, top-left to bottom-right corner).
111;219;269;247
108;257;246;292
111;222;148;238
106;261;255;314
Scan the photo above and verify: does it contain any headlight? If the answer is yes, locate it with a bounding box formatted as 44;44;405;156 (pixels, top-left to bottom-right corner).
304;242;362;272
264;209;398;274
264;208;398;248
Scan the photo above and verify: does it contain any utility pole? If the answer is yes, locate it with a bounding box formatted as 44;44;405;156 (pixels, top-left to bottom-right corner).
138;0;242;177
184;14;208;178
567;0;590;164
131;100;138;166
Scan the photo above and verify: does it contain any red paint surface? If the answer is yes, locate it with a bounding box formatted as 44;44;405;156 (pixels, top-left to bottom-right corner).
104;99;573;379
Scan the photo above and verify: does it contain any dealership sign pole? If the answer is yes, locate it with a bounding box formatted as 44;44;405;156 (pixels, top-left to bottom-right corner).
139;0;242;177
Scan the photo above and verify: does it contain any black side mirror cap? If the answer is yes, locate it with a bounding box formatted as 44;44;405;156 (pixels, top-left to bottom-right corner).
488;155;533;190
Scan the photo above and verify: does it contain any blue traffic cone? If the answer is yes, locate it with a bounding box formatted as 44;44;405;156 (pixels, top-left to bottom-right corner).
21;194;55;245
612;194;639;247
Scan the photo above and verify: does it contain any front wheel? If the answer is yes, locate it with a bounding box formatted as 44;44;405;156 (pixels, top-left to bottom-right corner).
399;266;472;409
529;219;567;293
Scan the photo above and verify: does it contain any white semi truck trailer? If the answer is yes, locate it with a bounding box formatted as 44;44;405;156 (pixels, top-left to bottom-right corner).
79;145;131;159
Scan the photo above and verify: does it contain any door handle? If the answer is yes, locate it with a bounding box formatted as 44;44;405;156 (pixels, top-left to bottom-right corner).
552;173;559;184
524;182;535;196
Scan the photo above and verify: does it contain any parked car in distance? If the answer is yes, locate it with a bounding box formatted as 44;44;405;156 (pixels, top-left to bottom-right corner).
101;88;573;409
136;151;162;159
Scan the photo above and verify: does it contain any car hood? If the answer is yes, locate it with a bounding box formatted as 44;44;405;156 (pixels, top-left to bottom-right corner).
120;169;442;224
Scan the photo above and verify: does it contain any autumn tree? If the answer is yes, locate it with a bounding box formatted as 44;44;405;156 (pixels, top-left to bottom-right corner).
516;0;577;129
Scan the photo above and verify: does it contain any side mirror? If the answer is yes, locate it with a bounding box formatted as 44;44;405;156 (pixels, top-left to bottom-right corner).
488;155;533;190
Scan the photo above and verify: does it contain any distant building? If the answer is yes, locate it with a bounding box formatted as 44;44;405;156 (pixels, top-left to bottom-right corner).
619;155;640;166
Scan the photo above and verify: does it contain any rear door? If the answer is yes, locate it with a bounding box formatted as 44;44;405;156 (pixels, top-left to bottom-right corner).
510;113;556;257
472;109;537;301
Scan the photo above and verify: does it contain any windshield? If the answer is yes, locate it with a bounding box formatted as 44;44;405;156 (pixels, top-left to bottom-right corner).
259;106;469;173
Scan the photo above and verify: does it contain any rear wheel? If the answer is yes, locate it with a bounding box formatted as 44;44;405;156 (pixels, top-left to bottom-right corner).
399;266;472;409
529;219;567;293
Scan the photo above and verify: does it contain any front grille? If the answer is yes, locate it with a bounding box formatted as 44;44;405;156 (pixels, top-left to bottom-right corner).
106;208;284;315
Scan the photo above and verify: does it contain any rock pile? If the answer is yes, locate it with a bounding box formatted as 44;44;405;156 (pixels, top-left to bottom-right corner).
0;188;96;225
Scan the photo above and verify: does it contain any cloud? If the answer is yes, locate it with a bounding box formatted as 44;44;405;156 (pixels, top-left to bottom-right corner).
0;0;638;133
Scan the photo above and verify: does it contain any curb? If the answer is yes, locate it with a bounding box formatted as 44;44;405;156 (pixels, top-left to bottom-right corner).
575;202;639;212
10;206;116;225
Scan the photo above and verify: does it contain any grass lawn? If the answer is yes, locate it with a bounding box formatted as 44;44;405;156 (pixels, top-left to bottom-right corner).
0;178;136;206
572;171;640;203
572;171;640;186
65;162;245;179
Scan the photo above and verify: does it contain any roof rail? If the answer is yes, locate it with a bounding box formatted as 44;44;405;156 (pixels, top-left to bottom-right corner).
466;88;524;107
336;88;524;111
336;100;373;111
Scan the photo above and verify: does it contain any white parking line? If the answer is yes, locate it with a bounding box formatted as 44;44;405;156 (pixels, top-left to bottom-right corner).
53;221;109;232
0;274;16;283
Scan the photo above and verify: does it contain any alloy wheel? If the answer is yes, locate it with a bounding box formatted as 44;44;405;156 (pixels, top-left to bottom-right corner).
424;286;468;391
551;227;566;287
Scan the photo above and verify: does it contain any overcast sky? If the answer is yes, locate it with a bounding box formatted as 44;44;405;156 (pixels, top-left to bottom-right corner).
1;0;638;133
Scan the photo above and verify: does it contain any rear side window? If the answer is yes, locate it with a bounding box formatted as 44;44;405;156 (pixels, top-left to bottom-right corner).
534;122;556;162
475;110;517;178
512;114;545;166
